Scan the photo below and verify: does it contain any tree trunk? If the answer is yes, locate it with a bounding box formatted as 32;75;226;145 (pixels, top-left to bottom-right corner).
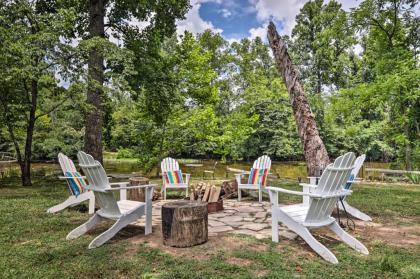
155;124;167;177
128;177;150;202
267;22;329;176
20;80;39;186
162;200;208;247
85;0;105;163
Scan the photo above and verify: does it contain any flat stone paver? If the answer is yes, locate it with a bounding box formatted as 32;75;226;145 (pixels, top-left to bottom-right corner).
237;212;253;217
254;211;267;218
220;215;243;223
239;223;269;231
209;220;225;227
134;199;298;241
236;206;264;213
209;225;234;233
279;229;298;240
226;221;246;228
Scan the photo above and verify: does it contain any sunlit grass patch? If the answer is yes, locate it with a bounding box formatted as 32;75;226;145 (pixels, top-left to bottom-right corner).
0;175;419;278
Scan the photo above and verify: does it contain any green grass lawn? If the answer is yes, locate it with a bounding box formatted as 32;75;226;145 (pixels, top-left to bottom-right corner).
0;175;419;278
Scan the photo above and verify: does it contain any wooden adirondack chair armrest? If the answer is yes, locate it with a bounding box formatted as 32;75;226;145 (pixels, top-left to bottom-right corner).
109;182;130;188
59;176;87;180
299;183;317;189
83;185;107;192
105;184;156;191
319;190;352;199
234;173;247;184
265;187;322;198
59;176;108;181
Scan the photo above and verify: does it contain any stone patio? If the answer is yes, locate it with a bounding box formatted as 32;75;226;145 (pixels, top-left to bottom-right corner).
135;198;298;240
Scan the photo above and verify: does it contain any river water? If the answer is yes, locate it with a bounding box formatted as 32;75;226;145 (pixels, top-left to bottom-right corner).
1;159;390;180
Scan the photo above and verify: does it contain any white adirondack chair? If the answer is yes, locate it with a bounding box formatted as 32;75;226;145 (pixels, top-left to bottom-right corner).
339;154;372;221
66;151;155;249
267;152;369;264
47;153;95;214
161;157;190;200
305;154;371;221
237;155;271;203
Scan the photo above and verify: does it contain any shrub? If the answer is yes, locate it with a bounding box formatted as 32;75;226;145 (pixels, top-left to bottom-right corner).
405;173;420;184
116;148;136;159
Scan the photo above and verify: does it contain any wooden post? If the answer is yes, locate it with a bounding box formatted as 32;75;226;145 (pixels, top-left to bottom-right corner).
161;200;208;247
267;22;329;176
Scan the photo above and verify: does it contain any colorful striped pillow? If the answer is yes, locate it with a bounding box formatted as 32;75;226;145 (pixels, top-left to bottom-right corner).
248;168;268;186
164;170;184;185
65;171;86;197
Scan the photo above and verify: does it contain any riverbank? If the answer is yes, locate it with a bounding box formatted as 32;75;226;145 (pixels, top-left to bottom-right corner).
1;155;409;182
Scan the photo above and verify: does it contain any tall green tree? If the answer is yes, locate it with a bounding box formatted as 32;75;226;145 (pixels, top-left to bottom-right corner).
0;0;77;185
66;0;190;162
290;0;356;147
291;0;354;94
122;31;218;172
230;37;301;160
353;0;419;169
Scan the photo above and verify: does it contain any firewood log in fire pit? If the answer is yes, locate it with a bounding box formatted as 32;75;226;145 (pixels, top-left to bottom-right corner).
221;179;238;199
189;183;224;213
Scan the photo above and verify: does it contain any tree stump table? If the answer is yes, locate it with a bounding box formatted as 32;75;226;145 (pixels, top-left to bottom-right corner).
161;200;208;247
128;177;149;202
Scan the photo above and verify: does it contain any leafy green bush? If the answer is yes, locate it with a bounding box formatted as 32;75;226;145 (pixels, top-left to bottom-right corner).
116;148;136;159
405;173;420;184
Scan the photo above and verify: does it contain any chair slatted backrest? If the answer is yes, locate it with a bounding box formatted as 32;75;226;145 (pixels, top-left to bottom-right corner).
58;153;77;174
161;157;182;185
77;151;120;216
252;155;272;170
345;154;366;190
58;153;85;195
248;155;272;186
161;157;180;173
352;154;366;179
305;152;355;224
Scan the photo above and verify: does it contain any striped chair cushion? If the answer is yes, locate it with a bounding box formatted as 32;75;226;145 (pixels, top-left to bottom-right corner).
248;168;268;186
164;170;184;185
65;171;86;197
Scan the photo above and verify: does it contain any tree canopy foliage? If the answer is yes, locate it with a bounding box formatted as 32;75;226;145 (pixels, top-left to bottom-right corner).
0;0;419;184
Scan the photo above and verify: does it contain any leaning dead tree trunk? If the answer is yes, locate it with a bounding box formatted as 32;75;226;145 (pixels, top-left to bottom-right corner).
267;22;329;176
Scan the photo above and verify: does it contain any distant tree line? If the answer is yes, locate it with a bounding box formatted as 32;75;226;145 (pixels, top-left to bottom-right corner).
0;0;419;185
